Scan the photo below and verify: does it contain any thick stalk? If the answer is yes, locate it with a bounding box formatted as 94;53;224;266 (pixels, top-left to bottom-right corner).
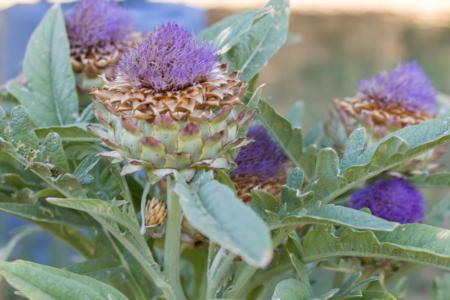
164;175;186;300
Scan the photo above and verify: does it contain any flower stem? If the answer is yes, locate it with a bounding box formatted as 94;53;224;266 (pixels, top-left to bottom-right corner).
164;175;186;300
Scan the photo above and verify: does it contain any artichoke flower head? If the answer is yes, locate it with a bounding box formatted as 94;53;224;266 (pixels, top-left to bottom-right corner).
65;0;135;80
334;61;438;138
91;23;252;179
231;124;288;202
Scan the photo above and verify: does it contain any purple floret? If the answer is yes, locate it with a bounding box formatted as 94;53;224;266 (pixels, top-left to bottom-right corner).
232;124;287;180
349;177;425;224
65;0;132;49
118;23;217;91
357;61;437;114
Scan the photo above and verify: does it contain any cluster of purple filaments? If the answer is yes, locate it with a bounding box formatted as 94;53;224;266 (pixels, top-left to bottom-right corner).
118;23;217;91
65;0;132;49
349;177;425;224
232;124;287;180
357;61;437;114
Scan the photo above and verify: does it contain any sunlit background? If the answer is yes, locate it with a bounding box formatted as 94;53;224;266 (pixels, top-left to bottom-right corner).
1;1;450;299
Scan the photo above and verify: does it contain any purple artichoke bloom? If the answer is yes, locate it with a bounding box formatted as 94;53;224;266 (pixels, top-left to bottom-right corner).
349;177;425;224
232;124;287;180
357;61;437;114
65;0;132;49
118;22;217;91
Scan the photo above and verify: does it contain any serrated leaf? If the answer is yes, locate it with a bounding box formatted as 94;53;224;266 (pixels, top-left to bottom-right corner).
272;278;310;300
282;204;397;232
40;132;70;172
302;224;450;270
8;5;78;126
225;0;290;81
0;260;127;300
257;100;303;168
175;172;273;267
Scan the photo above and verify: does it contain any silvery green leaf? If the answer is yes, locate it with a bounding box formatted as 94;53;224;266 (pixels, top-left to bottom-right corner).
8;5;78;126
225;0;290;81
282;204;398;232
175;172;273;267
433;273;450;300
35;125;99;143
40;132;70;173
302;224;450;270
286;101;304;129
272;278;310;300
200;9;270;54
257;100;303;168
312;148;340;200
0;260;127;300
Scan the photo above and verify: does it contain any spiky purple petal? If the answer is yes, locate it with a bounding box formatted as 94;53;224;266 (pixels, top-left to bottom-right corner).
349;177;425;224
357;61;437;114
65;0;132;49
232;124;287;180
118;22;217;91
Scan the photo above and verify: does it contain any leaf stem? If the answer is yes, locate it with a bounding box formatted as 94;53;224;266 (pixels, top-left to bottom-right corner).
206;248;236;299
164;175;186;300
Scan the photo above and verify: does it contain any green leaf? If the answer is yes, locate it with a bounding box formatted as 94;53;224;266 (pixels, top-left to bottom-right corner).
302;224;450;270
40;132;70;173
175;172;273;267
0;202;95;227
47;198;175;299
272;278;310;300
0;260;127;300
433;273;450;300
282;204;398;232
200;9;270;54
225;0;290;81
35;125;99;143
286;101;304;129
426;195;450;226
257;100;303;168
8;5;78;126
408;172;450;188
312;148;340;200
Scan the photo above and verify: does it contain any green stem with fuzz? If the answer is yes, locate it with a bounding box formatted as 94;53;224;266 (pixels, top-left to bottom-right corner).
164;175;186;300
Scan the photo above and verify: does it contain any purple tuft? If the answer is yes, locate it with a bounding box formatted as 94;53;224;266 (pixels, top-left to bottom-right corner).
349;177;425;224
357;61;437;114
118;22;217;91
232;124;287;180
65;0;132;49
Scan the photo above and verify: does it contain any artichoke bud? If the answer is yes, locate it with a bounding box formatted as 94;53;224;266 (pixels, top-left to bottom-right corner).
145;198;168;228
91;23;253;177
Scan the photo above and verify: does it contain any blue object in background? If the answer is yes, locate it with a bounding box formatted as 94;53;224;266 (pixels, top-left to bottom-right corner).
0;0;206;265
0;0;206;81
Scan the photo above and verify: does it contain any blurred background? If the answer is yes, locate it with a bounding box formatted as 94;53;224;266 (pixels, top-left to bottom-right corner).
1;0;450;299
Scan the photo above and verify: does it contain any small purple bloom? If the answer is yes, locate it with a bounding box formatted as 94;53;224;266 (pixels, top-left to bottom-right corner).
65;0;132;49
232;124;287;180
349;177;425;224
118;23;217;91
357;61;437;114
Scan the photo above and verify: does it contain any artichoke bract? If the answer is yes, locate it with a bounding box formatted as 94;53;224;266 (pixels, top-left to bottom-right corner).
90;23;252;178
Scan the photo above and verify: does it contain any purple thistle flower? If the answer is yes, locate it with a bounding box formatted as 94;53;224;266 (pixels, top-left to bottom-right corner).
118;22;217;91
357;61;437;114
349;177;425;224
232;124;287;180
65;0;132;49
